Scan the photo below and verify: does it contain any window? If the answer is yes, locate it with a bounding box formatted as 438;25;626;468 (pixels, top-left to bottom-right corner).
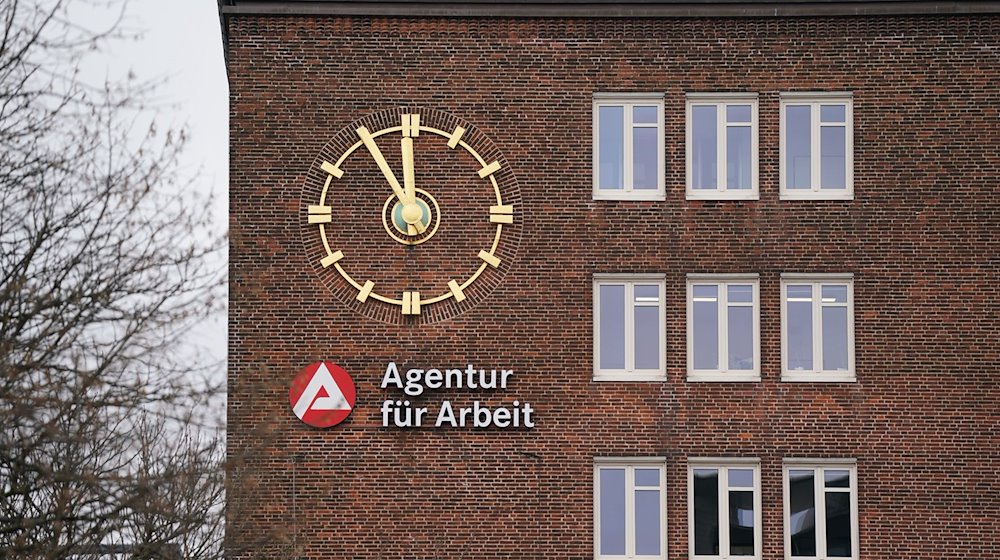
594;275;666;381
781;274;855;382
593;94;665;200
688;459;762;560
780;93;853;200
686;94;759;200
687;275;760;382
595;458;667;559
783;460;859;560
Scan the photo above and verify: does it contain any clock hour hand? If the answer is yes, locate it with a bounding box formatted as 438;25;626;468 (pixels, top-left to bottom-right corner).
357;126;410;204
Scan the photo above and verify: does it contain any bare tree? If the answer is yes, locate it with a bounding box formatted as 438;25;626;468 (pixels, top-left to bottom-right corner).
0;1;226;558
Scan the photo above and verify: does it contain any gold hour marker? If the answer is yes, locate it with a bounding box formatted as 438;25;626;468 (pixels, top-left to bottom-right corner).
402;114;420;137
320;160;344;179
478;250;501;268
402;291;421;315
447;126;466;149
489;204;514;224
448;280;466;302
320;250;343;268
478;160;501;178
308;205;332;224
357;280;375;303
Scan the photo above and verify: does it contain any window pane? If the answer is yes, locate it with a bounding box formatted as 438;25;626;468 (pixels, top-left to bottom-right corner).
825;492;853;557
694;286;719;370
788;470;817;557
599;106;624;190
694;285;718;299
633;127;658;190
727;104;752;123
820;125;846;189
599;285;625;370
727;125;752;190
636;468;659;487
787;286;813;371
825;470;850;488
787;285;813;300
820;104;846;122
728;468;754;488
694;469;720;556
600;468;627;555
693;105;718;189
635;489;661;555
635;305;660;370
822;306;849;371
822;284;848;304
728;305;754;371
729;490;755;556
786;105;812;189
634;105;658;124
635;284;660;302
728;284;753;303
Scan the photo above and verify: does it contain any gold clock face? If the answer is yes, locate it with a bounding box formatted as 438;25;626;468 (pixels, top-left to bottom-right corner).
302;107;521;324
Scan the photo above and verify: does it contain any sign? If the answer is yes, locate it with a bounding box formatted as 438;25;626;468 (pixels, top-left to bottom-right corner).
289;362;356;428
379;362;535;429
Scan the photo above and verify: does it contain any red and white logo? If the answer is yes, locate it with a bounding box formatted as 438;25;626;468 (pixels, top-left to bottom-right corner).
289;362;356;428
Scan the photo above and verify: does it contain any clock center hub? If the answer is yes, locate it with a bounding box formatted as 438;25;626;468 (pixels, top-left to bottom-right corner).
383;189;440;246
401;202;423;225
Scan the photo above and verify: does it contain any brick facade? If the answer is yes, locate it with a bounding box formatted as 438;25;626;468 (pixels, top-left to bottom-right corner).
225;8;1000;559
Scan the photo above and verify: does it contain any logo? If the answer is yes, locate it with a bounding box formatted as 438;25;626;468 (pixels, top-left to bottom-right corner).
289;362;356;428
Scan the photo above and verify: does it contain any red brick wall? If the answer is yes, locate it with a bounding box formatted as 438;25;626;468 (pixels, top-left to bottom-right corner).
226;13;1000;559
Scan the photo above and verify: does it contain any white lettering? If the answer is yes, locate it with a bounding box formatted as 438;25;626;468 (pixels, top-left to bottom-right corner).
465;364;479;389
425;368;443;389
435;401;458;427
492;407;511;428
381;362;403;389
501;369;513;388
404;368;424;396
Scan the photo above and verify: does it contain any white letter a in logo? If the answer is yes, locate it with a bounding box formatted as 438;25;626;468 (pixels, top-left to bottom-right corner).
293;363;350;420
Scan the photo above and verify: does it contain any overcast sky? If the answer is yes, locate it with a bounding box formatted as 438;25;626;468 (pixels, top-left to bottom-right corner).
77;0;230;369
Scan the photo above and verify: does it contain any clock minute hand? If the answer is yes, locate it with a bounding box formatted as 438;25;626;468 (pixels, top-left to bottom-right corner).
357;126;410;204
401;136;416;202
399;136;427;235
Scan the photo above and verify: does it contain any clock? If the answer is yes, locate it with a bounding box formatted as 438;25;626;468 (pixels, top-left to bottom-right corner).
302;107;521;324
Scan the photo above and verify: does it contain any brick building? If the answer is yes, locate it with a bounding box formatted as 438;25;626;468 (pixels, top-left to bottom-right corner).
219;1;1000;558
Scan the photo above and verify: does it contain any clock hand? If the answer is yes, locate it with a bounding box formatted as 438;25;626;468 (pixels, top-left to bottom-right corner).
401;136;416;202
399;137;427;235
357;126;411;204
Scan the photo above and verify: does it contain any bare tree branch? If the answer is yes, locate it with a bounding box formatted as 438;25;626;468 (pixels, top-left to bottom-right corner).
0;1;228;558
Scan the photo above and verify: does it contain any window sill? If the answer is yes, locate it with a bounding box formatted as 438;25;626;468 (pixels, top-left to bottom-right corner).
593;190;666;202
686;190;759;201
779;190;854;201
781;372;856;383
687;373;761;383
593;372;667;382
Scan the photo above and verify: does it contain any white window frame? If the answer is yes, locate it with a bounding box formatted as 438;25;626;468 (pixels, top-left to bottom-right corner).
686;93;759;200
779;92;854;200
594;457;668;560
780;274;856;382
686;274;761;382
687;458;763;560
782;459;859;560
593;93;666;201
594;274;667;382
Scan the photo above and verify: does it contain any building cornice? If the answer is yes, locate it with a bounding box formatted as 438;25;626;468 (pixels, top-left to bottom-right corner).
219;0;1000;18
216;1;1000;72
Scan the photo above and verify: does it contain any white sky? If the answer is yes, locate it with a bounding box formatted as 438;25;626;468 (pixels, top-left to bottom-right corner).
75;0;230;372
